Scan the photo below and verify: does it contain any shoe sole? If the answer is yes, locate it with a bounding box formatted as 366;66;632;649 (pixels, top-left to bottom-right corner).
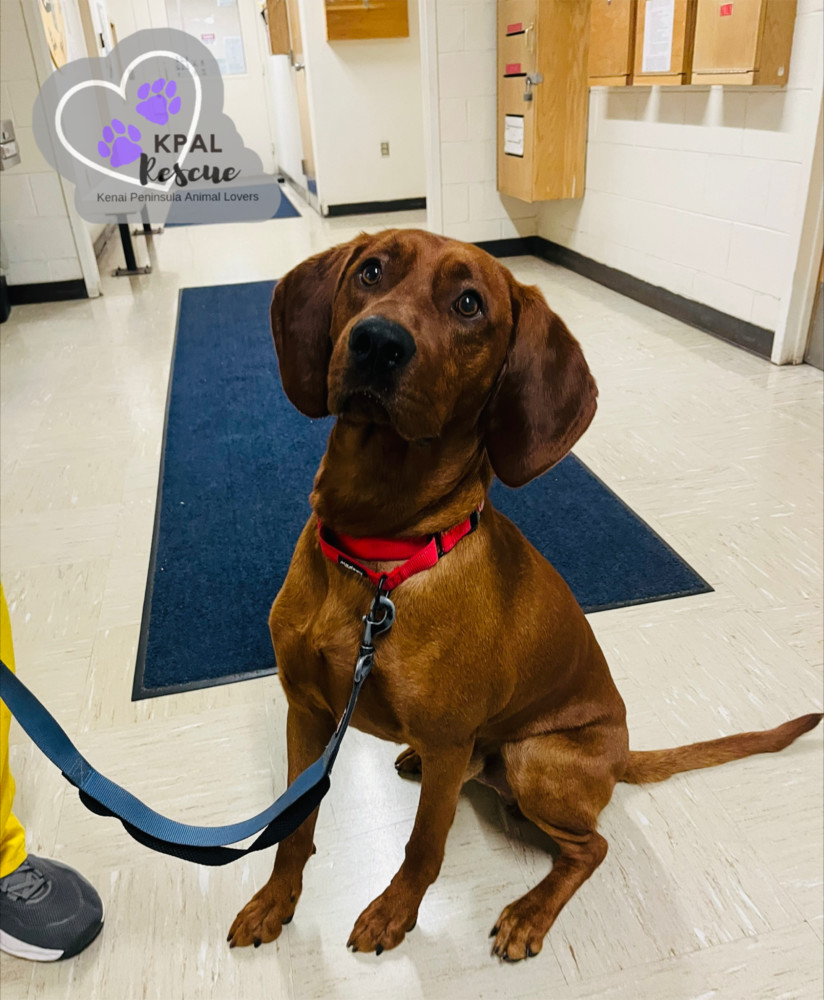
0;918;103;963
0;929;63;962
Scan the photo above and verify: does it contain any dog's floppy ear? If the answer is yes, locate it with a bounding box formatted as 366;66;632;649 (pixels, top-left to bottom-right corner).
271;237;367;417
484;281;597;488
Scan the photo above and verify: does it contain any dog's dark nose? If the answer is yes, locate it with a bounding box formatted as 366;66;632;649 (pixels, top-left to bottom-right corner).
349;317;416;377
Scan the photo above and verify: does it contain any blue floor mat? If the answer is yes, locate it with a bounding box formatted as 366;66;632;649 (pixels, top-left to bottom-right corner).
134;280;711;698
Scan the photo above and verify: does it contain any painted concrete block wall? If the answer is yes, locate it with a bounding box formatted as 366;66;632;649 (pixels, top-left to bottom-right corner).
426;0;822;349
538;2;824;334
435;0;537;242
301;0;427;210
0;0;83;285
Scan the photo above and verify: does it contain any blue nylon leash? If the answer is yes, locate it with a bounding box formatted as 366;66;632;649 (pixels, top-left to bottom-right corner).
0;587;395;867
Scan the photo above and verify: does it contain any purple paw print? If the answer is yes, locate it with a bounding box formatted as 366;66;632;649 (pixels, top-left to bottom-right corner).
136;78;182;126
97;119;142;168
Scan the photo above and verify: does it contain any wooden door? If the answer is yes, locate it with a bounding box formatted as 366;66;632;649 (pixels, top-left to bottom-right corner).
589;0;636;84
633;0;697;84
692;0;763;74
497;0;538;201
267;0;290;55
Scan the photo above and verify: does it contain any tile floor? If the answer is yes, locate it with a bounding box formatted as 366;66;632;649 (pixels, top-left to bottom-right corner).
0;194;822;999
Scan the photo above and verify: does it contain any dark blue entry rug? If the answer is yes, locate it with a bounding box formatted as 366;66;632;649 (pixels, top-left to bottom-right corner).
134;280;711;699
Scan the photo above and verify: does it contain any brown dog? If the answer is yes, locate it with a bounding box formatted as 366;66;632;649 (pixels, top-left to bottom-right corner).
227;229;822;962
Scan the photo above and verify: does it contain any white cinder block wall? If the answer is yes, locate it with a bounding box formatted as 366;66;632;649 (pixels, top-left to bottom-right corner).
540;0;824;338
0;0;84;287
423;0;823;355
434;0;537;242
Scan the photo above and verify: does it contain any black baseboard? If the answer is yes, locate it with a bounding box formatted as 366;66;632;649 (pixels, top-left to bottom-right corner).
475;237;535;258
477;235;774;360
326;197;426;218
8;278;88;306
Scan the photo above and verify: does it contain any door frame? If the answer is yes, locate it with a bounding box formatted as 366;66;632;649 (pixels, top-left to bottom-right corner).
772;95;824;365
418;0;442;233
21;0;101;297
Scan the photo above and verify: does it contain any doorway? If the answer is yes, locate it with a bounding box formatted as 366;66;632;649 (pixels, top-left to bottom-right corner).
148;0;278;173
266;0;317;203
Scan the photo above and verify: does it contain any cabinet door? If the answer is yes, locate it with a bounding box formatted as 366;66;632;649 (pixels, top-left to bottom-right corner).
692;0;763;73
497;0;538;201
499;0;539;75
533;0;590;199
590;0;636;82
633;0;696;82
325;0;409;41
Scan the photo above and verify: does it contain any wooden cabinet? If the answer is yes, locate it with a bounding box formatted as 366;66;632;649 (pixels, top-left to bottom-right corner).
497;0;590;203
691;0;796;85
633;0;697;85
589;0;637;86
325;0;408;41
266;0;290;55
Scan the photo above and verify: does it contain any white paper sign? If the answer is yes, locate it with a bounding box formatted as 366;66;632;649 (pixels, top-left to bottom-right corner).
642;0;675;74
504;115;524;157
223;35;246;75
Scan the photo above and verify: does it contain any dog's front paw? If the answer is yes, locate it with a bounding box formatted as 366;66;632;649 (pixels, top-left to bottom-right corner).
489;897;547;962
394;747;422;776
347;889;418;955
227;880;297;949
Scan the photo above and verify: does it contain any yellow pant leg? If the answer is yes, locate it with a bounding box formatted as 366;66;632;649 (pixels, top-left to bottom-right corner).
1;584;28;878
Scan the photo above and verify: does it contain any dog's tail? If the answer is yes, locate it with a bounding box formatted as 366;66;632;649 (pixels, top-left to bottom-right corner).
621;712;823;785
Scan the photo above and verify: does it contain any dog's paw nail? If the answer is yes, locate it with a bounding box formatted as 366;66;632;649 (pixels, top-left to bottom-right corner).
229;941;236;949
375;944;384;956
407;920;416;932
526;945;535;958
282;915;293;925
351;946;358;953
253;937;261;948
489;925;499;937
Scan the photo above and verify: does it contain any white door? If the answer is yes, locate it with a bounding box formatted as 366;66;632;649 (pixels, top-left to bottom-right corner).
267;0;316;197
151;0;277;172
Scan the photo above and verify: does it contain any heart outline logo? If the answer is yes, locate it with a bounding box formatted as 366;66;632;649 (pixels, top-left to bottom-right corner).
54;50;202;193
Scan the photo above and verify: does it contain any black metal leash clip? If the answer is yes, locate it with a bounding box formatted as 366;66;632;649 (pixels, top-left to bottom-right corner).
354;579;395;684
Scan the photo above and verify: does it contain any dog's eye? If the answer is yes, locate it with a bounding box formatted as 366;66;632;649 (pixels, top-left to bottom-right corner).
455;291;482;318
360;260;382;286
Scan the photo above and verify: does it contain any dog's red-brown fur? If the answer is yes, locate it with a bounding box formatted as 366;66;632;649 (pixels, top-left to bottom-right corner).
227;229;822;961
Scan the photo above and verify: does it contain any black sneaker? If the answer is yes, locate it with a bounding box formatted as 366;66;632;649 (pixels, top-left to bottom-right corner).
0;856;103;961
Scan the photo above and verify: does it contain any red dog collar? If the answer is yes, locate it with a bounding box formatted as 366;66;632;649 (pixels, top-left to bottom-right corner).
317;505;483;592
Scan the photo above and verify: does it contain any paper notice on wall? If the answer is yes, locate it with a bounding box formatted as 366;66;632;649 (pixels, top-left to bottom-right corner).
642;0;675;74
504;115;524;157
224;35;246;74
